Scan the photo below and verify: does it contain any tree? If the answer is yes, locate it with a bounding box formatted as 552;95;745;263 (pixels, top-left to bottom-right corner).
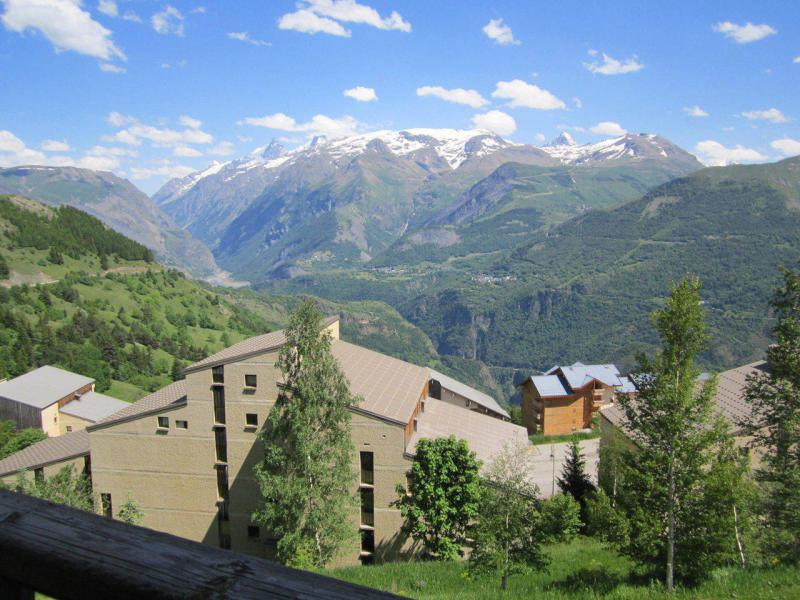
170;358;184;382
584;489;629;544
0;252;9;279
0;421;47;459
557;439;596;525
252;300;359;568
117;494;144;525
468;440;548;591
743;266;800;564
13;465;93;511
47;246;64;265
395;436;481;560
616;277;748;589
539;493;582;542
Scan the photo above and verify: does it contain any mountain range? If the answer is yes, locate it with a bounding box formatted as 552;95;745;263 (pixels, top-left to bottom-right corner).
153;129;701;281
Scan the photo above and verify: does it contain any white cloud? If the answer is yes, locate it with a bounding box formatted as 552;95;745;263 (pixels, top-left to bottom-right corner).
684;105;709;118
178;115;202;129
209;141;235;156
97;0;118;17
151;5;183;36
572;97;582;109
794;56;800;64
584;51;643;75
471;110;516;136
535;132;545;143
0;130;46;166
239;112;363;139
694;140;767;166
77;153;119;171
106;113;214;147
590;121;627;136
41;139;71;152
344;86;378;102
1;0;126;62
416;86;488;108
279;9;349;37
86;144;137;157
130;163;195;181
492;79;565;110
99;62;125;73
279;0;410;37
482;18;518;46
741;108;788;123
227;31;271;47
173;146;202;157
771;138;800;157
713;21;776;44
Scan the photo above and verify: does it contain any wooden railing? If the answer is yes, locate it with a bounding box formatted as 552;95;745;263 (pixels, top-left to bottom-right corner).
0;489;404;599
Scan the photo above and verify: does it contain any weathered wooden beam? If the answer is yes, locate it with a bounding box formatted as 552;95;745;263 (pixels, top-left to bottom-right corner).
0;490;404;600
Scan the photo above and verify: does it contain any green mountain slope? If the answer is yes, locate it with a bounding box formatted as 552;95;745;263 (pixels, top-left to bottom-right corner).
264;157;800;374
0;166;229;281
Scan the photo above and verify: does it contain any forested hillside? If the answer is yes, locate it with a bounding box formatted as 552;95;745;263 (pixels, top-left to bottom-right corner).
265;157;800;373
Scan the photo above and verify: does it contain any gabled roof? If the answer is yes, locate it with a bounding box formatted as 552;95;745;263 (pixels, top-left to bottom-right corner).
428;369;509;418
88;380;187;431
60;392;129;423
547;362;623;389
332;339;428;424
617;376;637;394
530;375;572;397
0;430;89;477
601;361;767;436
0;366;94;409
184;316;339;374
407;399;529;467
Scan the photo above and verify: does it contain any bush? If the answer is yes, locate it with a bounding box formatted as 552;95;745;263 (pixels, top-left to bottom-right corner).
0;252;9;279
540;493;582;542
584;490;629;545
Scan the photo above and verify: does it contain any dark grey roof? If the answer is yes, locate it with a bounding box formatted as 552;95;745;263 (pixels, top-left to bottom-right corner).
0;366;94;409
88;380;187;430
0;430;89;477
60;392;129;423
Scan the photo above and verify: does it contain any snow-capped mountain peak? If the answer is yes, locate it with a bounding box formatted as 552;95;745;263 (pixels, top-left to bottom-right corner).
546;131;577;147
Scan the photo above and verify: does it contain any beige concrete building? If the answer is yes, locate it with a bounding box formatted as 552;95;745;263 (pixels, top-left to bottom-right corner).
0;366;126;437
0;317;528;566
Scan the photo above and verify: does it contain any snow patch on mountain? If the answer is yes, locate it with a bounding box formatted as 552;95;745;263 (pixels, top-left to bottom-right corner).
540;132;678;165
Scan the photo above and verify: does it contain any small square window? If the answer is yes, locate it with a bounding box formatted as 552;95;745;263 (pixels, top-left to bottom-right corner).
176;420;188;429
66;425;73;432
245;374;257;388
157;416;169;429
245;413;258;427
247;525;260;539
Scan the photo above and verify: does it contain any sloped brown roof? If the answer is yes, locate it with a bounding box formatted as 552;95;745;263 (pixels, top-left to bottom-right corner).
601;361;767;435
332;339;428;424
0;430;89;477
184;316;339;374
87;380;187;431
407;399;529;467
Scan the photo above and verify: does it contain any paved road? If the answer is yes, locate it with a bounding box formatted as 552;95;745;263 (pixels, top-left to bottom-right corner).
527;438;599;498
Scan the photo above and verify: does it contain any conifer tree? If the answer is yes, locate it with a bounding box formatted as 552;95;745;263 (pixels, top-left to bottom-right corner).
117;494;144;525
744;266;800;563
557;439;596;524
616;277;748;589
253;300;359;568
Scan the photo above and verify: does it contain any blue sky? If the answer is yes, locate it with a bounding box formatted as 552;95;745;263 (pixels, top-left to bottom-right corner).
1;0;798;193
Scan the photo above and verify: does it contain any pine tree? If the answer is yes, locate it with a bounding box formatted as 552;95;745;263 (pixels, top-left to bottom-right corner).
557;439;596;525
395;436;482;560
468;440;548;591
117;494;144;525
744;266;800;564
616;277;748;589
252;300;359;568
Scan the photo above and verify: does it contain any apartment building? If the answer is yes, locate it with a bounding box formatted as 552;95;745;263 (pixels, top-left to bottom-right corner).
0;317;528;566
520;362;633;436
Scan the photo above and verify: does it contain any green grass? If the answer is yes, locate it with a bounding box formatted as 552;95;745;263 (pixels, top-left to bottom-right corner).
106;379;147;403
326;538;800;599
529;430;602;446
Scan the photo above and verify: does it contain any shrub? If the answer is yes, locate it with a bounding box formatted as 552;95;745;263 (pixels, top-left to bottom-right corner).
584;490;629;545
540;493;582;542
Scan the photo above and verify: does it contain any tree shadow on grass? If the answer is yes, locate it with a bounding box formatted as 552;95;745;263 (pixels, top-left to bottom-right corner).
550;564;625;596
